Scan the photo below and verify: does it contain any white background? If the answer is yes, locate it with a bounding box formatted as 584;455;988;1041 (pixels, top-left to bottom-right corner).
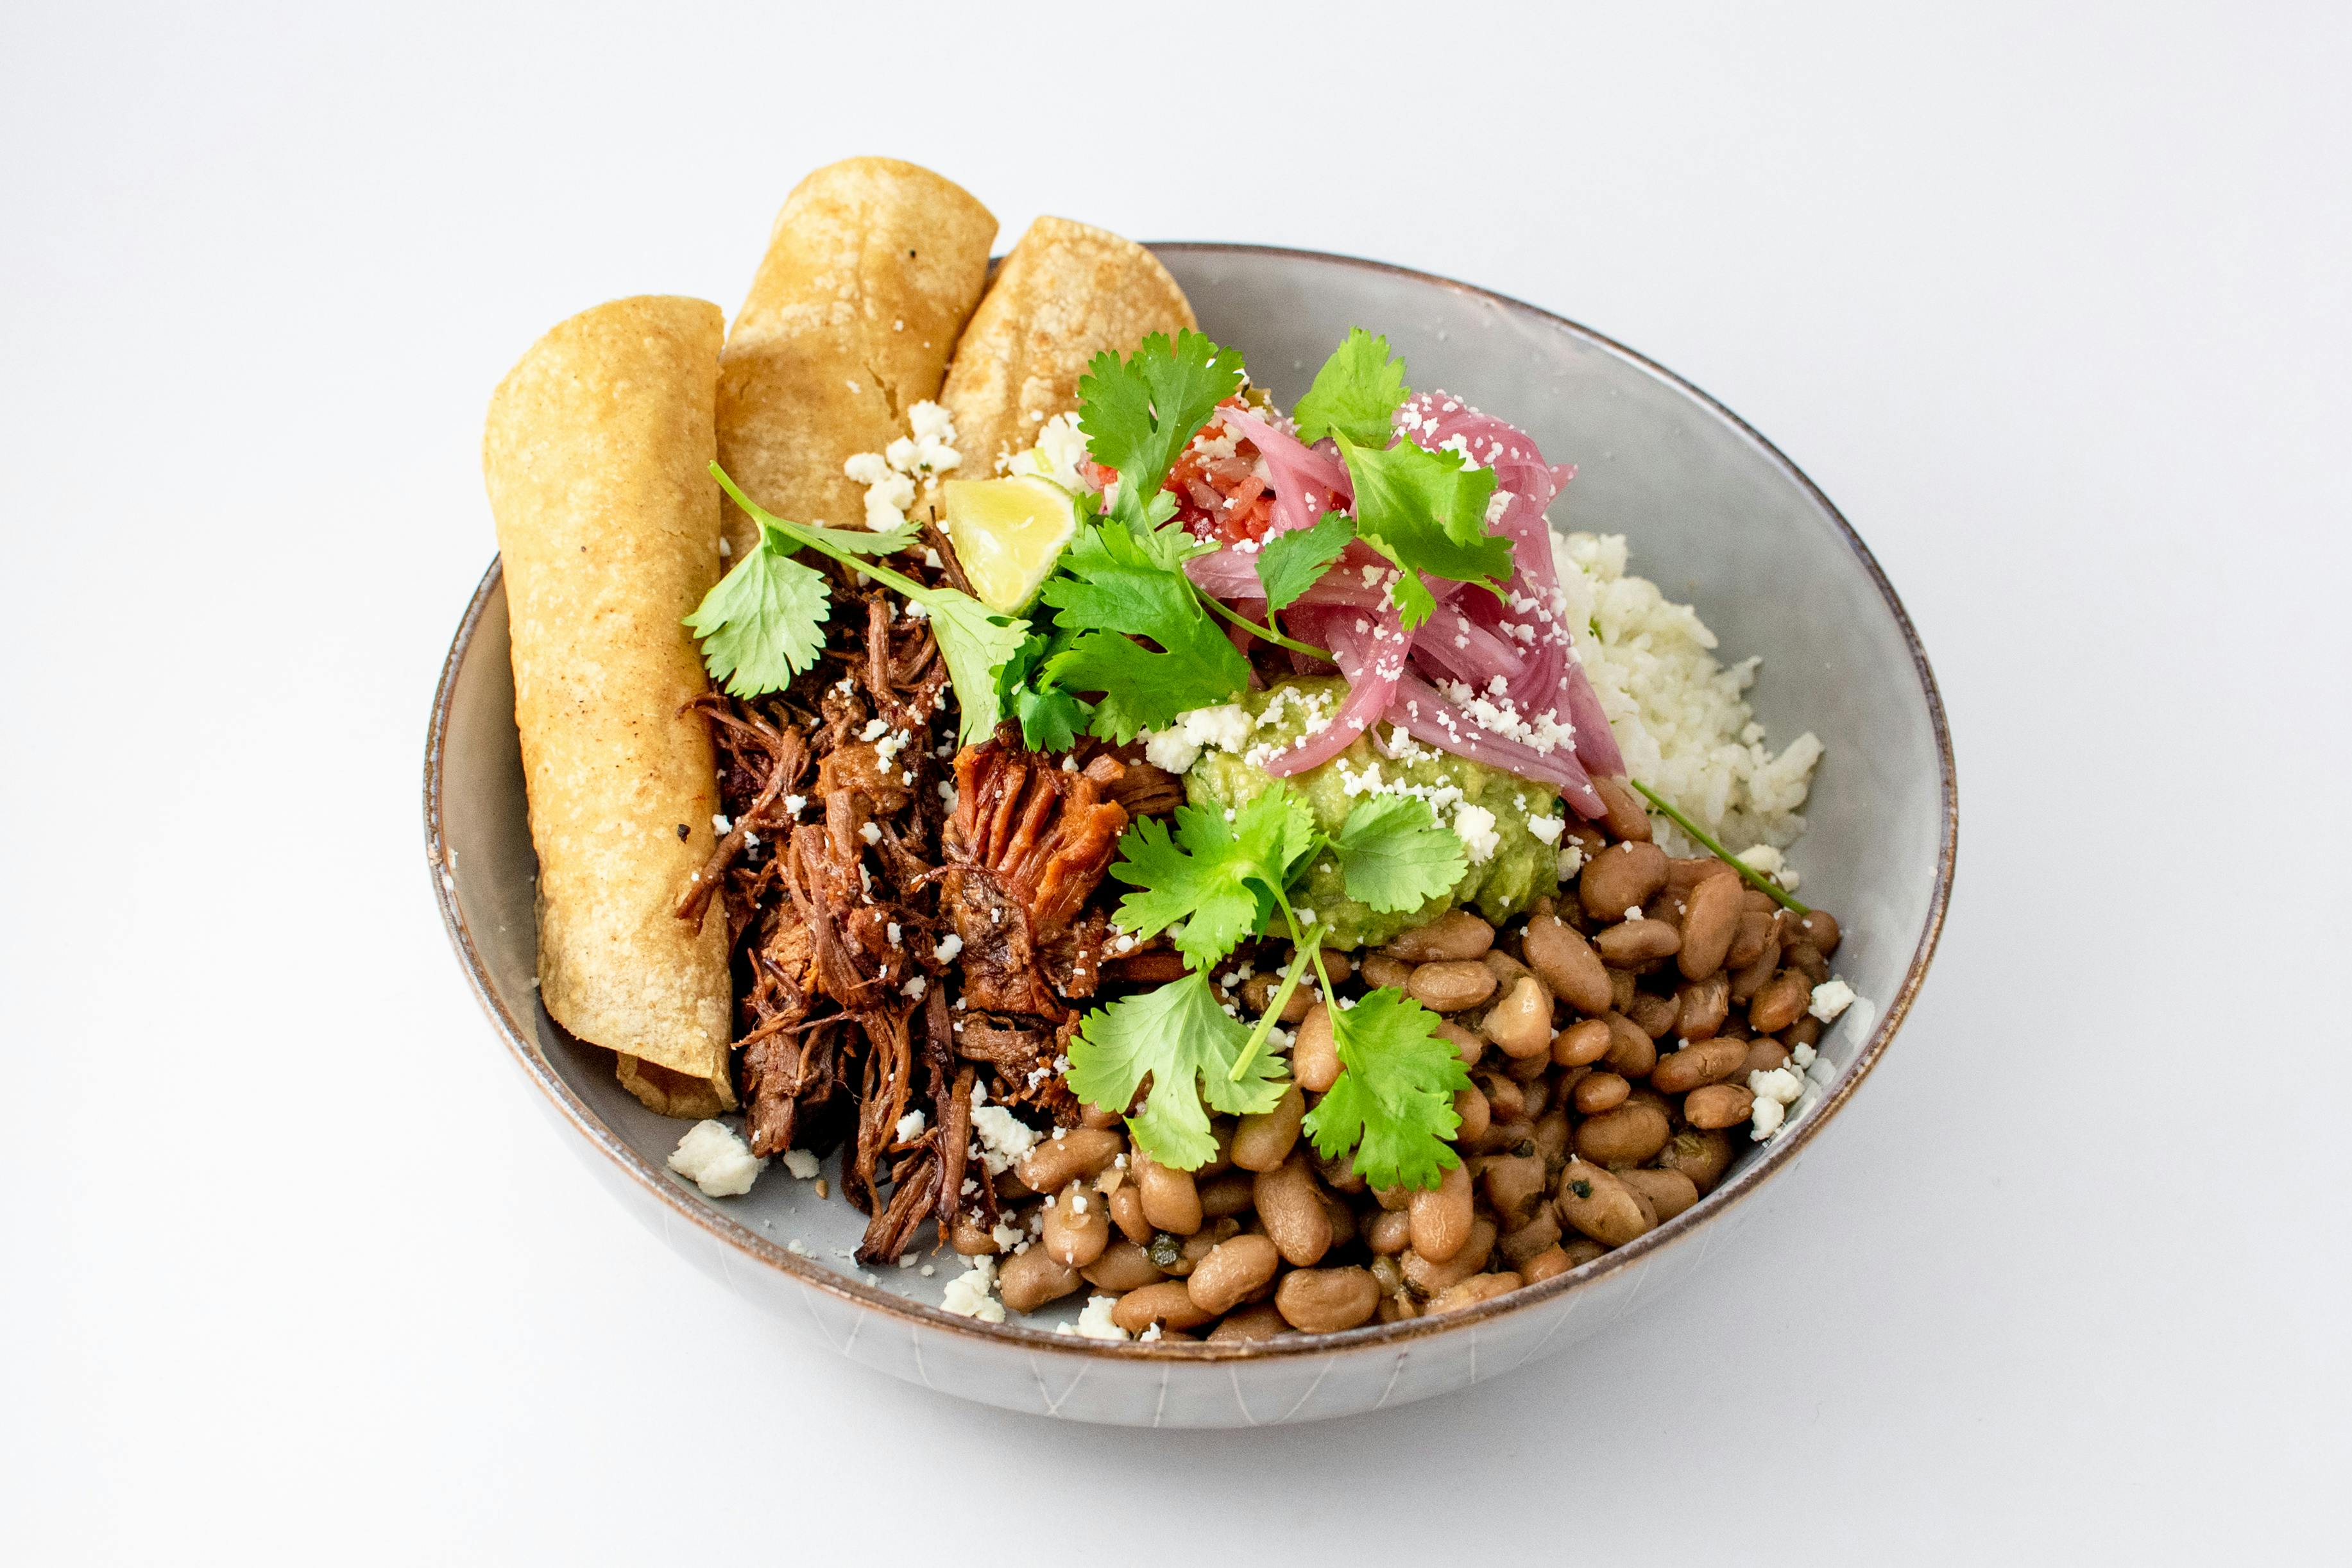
4;2;2346;1561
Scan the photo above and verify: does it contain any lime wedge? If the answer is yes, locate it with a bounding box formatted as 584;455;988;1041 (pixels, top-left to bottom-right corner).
941;475;1077;615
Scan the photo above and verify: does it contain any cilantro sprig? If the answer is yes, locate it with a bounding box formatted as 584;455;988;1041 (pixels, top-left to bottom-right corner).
1253;509;1355;615
1302;986;1472;1190
1291;327;1410;448
1064;969;1291;1170
692;465;1027;746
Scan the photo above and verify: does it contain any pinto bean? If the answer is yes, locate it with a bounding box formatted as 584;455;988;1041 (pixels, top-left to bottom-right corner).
1741;887;1780;916
1555;1159;1656;1247
1727;910;1775;971
1628;991;1680;1039
1667;855;1732;897
1254;1155;1334;1266
1603;1013;1658;1077
1749;967;1812;1034
1499;1207;1564;1266
1293;1003;1340;1093
1274;1266;1381;1333
1318;1187;1358;1249
1658;1127;1735;1193
1384;908;1496;962
1111;1281;1213;1335
1403;1217;1497;1298
950;1214;1000;1256
1521;1246;1576;1284
1198;1171;1256;1220
1359;953;1416;991
1409;960;1497;1013
1231;1086;1305;1172
1610;966;1638;1012
1318;949;1353;985
1580;840;1668;921
1729;928;1782;1003
1080;1240;1165;1293
1782;1014;1823;1048
1574;1102;1673;1166
1014;1128;1123;1194
1785;941;1832;987
1187;1234;1281;1315
1617;1167;1700;1222
1481;1152;1549;1231
1427;1272;1524;1315
1572;1071;1630;1113
1315;1150;1367;1194
1676;871;1744;979
1590;776;1652;842
1243;971;1311;1022
997;1247;1084;1313
1453;1082;1491;1143
1596;917;1681;967
1481;975;1555;1059
1675;971;1731;1041
1367;1207;1413;1256
1552;1017;1612;1067
1742;1038;1792;1077
1796;908;1842;955
1476;1071;1526;1124
1523;913;1614;1016
1136;1154;1203;1236
1651;1037;1748;1094
1407;1161;1476;1263
1042;1180;1111;1267
1206;1303;1290;1343
1437;1019;1487;1069
1683;1083;1756;1131
1108;1182;1151;1243
1532;1108;1572;1168
1079;1101;1123;1130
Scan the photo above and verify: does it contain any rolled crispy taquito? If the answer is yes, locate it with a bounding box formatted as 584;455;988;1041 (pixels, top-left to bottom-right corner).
715;157;996;553
939;216;1197;474
484;296;736;1120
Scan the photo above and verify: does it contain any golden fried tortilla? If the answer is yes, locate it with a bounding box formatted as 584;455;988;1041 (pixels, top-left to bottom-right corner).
939;216;1197;475
484;296;735;1118
715;157;996;553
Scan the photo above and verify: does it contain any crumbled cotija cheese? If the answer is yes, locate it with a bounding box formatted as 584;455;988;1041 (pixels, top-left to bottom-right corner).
894;1109;926;1142
1808;979;1857;1022
968;1081;1039;1173
781;1148;821;1180
1142;703;1254;774
665;1120;765;1197
1055;1295;1130;1341
940;1256;1004;1323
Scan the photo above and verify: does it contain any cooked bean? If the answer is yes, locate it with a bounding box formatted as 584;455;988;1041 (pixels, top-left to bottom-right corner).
1231;1085;1305;1172
1676;871;1744;979
1175;1218;1240;1278
998;1247;1084;1313
1603;1013;1658;1077
1551;1017;1612;1067
1795;908;1842;955
1740;887;1780;916
1572;1071;1630;1113
1080;1240;1165;1292
1519;1075;1551;1117
1558;1236;1608;1268
1476;1071;1526;1123
1293;1003;1340;1092
1742;1038;1792;1076
1574;1102;1673;1166
1409;960;1497;1012
1785;941;1832;987
1319;949;1353;985
1453;1082;1491;1143
1079;1101;1123;1130
1555;1159;1656;1247
1275;1266;1381;1333
1675;971;1730;1041
1242;971;1311;1023
1207;1303;1291;1343
1658;1127;1735;1193
1498;1207;1563;1266
1728;928;1782;1002
1385;908;1496;962
1198;1122;1236;1177
1369;1254;1406;1297
1108;1182;1151;1243
1481;1152;1549;1230
1480;975;1555;1059
1618;1167;1700;1222
1359;954;1416;991
1187;1233;1280;1315
1315;1150;1367;1193
1427;1272;1524;1315
1482;1118;1535;1155
1628;990;1680;1039
1596;917;1681;966
1014;1127;1123;1194
1748;967;1812;1034
1041;1180;1111;1267
1610;966;1638;1012
1367;1207;1413;1256
1520;1245;1575;1284
1407;1161;1476;1263
1318;1188;1358;1249
1523;914;1614;1016
1683;1083;1755;1131
1483;950;1533;993
1136;1155;1203;1236
1403;1217;1497;1298
1254;1155;1333;1266
1112;1281;1213;1335
1532;1108;1572;1168
1580;839;1668;920
1726;910;1775;970
1651;1037;1748;1095
1782;1014;1823;1048
1198;1171;1256;1220
950;1214;999;1256
1437;1019;1487;1068
1590;776;1652;842
1376;1295;1420;1324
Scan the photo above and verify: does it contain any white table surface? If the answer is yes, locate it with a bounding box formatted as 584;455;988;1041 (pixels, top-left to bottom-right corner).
5;3;2346;1561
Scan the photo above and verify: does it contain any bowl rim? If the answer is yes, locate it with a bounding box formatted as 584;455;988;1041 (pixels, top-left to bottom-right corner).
425;241;1958;1364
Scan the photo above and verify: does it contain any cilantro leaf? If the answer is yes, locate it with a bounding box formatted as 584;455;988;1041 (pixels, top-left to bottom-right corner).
1301;988;1471;1190
919;591;1028;748
1077;329;1247;530
1108;784;1317;971
995;630;1091;752
1291;328;1410;448
1067;969;1291;1169
1332;795;1468;914
1039;520;1252;742
683;529;833;697
1336;435;1511;630
1253;509;1356;612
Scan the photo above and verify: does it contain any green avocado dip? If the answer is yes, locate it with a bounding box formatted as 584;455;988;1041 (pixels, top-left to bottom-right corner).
1178;678;1565;950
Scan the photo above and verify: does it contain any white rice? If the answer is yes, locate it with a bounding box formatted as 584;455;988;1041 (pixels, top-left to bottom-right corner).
1552;531;1823;859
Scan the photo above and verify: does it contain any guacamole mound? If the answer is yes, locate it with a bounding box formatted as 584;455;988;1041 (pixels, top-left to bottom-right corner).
1184;678;1564;950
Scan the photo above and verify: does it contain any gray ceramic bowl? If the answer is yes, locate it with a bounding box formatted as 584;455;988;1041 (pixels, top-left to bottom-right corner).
427;244;1956;1427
